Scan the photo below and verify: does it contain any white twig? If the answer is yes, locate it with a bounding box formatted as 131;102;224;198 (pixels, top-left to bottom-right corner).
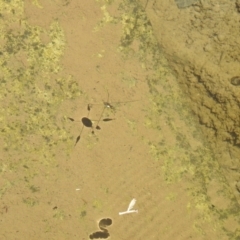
119;198;138;215
119;209;138;215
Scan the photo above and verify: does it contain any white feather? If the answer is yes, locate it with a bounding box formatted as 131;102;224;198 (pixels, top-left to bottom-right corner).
127;198;136;211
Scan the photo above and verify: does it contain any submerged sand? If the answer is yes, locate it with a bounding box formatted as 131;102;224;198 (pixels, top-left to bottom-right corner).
0;0;239;239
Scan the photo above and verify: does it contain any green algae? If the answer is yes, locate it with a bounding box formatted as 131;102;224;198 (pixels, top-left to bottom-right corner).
96;0;240;238
0;1;81;191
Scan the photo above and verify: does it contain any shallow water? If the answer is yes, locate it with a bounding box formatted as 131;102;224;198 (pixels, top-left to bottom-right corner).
0;0;239;239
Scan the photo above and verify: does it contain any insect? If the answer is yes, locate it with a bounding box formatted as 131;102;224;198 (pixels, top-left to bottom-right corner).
69;92;139;145
88;103;114;130
88;91;139;130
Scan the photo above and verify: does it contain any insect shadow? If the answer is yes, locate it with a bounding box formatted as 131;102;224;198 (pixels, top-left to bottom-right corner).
69;92;139;145
68;108;94;146
68;103;114;146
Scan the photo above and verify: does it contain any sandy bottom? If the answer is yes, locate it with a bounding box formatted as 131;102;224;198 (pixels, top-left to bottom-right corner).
0;0;239;239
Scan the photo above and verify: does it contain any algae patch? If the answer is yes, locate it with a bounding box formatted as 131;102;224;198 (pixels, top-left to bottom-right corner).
96;0;240;238
0;2;81;177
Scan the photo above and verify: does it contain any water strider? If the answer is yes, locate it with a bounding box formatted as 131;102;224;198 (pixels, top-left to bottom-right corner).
68;104;114;145
88;92;139;130
69;93;138;145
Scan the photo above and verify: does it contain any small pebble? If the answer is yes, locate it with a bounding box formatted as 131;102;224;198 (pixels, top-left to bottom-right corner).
230;76;240;86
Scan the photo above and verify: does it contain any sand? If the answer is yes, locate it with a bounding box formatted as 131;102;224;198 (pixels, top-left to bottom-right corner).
0;0;239;239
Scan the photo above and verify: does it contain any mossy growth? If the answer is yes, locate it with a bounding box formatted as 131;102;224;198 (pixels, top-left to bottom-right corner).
96;0;240;237
0;1;81;170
